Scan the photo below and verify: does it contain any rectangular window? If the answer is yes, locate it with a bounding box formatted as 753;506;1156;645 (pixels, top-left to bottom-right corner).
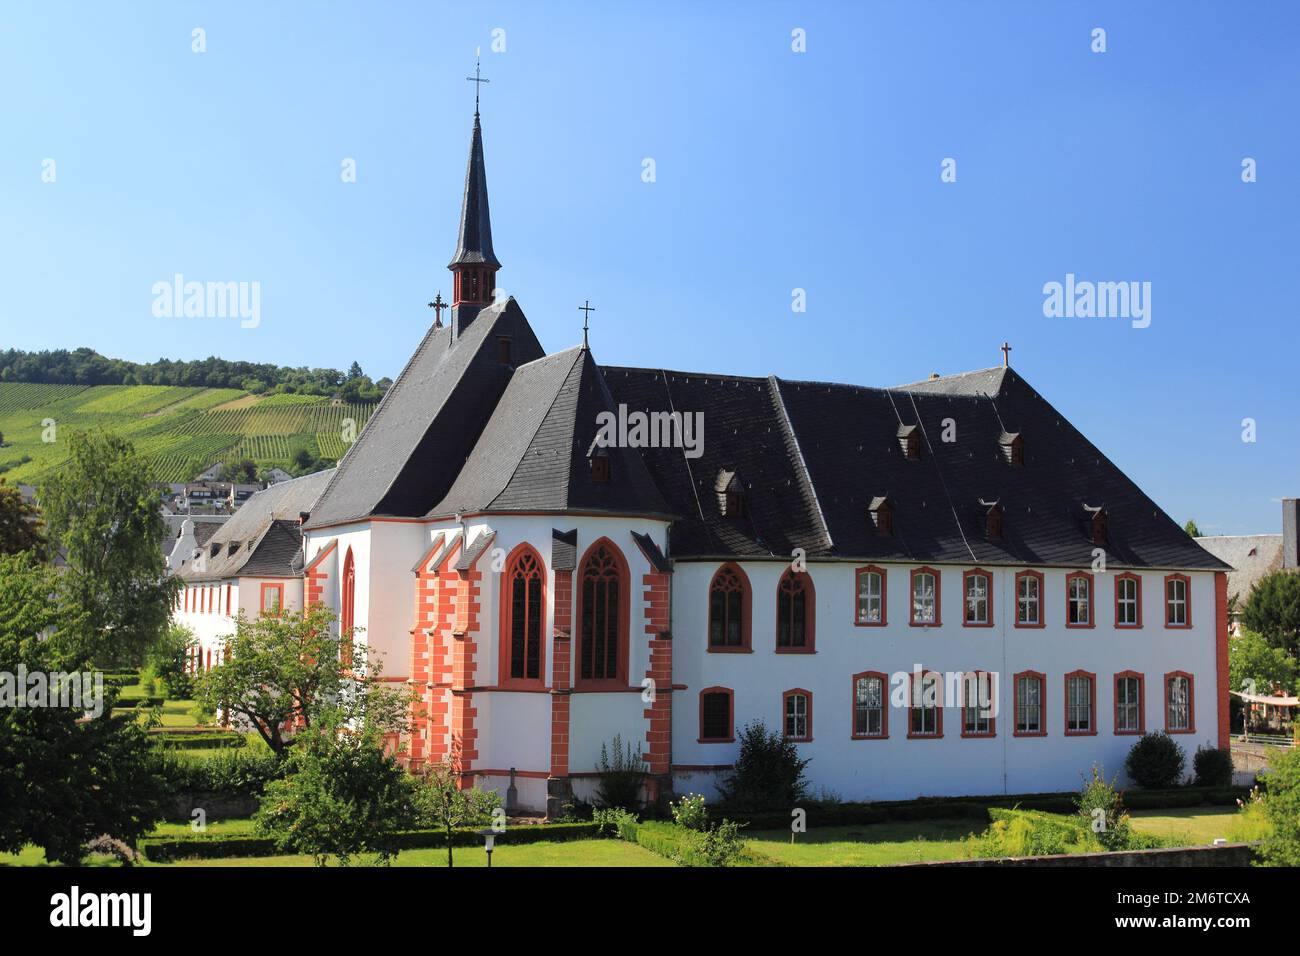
1166;576;1189;627
1015;674;1043;735
1016;572;1040;626
964;571;990;625
784;691;810;740
1117;576;1139;626
856;569;883;625
700;691;732;741
1068;574;1091;626
261;584;283;614
910;673;940;736
1066;674;1094;734
962;673;994;736
853;674;885;738
1167;675;1192;731
1116;675;1142;733
911;570;938;625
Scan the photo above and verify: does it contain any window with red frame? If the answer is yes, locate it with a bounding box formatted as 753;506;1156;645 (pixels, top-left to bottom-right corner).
1067;573;1092;626
783;689;811;741
700;689;733;741
776;570;813;650
910;672;941;737
708;564;748;649
261;584;283;614
579;543;624;683
1166;673;1193;731
1015;571;1042;626
853;673;887;738
911;568;939;625
1015;672;1045;735
1116;574;1141;627
506;549;544;681
963;570;991;625
1065;672;1095;735
855;567;885;625
1165;575;1190;627
1115;673;1143;734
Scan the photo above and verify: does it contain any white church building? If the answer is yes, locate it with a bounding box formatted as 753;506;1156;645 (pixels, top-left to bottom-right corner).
177;102;1231;817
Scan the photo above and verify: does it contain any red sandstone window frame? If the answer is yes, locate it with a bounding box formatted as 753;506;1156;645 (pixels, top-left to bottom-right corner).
1013;670;1047;737
224;583;232;617
574;537;631;690
910;567;942;627
1114;671;1145;735
961;670;997;738
498;543;547;687
1164;671;1195;733
1164;574;1192;629
908;670;943;738
707;562;752;652
851;670;889;739
699;687;735;743
775;568;816;653
1014;570;1044;628
854;565;887;627
962;568;994;628
782;687;813;742
1065;571;1095;629
260;582;284;615
1064;670;1098;736
1114;572;1143;629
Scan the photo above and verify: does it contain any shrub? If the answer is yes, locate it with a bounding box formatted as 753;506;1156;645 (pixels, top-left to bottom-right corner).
966;808;1103;858
1258;747;1300;865
595;734;644;810
1193;746;1235;788
155;747;285;798
670;793;709;832
689;819;746;867
593;807;639;841
142;624;196;699
1125;731;1186;789
717;721;809;811
1075;765;1133;851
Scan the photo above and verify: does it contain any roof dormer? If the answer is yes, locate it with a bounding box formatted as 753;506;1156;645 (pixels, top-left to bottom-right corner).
897;424;921;460
868;496;894;536
715;469;745;518
980;498;1003;541
1083;503;1108;546
998;431;1024;466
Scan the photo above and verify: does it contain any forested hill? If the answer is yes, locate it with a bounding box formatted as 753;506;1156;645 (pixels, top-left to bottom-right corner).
0;348;391;405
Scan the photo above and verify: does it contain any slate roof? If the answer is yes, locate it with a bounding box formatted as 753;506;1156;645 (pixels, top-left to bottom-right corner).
603;364;1228;570
305;297;543;528
449;113;499;269
179;470;333;582
1195;535;1283;603
427;347;671;519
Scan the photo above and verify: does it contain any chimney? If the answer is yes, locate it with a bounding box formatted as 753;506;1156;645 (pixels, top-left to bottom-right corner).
1284;498;1300;569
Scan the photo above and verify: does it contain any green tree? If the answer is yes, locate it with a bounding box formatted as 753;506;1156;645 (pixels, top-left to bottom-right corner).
195;603;409;757
413;755;501;868
0;552;167;863
143;623;197;699
220;458;259;484
1229;629;1298;697
1184;519;1201;537
1259;747;1300;866
39;431;176;667
717;721;810;811
254;711;416;866
1241;571;1300;657
0;478;44;555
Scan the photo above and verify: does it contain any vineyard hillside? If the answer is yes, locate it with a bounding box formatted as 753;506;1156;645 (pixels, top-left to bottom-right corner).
0;384;373;484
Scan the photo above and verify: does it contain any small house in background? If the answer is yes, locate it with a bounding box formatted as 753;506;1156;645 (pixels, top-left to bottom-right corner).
1196;498;1297;635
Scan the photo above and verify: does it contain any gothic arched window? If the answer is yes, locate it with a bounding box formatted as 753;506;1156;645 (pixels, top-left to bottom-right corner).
502;546;545;683
341;547;356;667
708;563;750;651
776;569;815;652
578;540;628;686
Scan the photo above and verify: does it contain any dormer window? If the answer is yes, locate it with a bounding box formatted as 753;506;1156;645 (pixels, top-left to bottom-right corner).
999;431;1024;466
897;424;921;460
868;496;893;536
715;469;744;517
981;499;1003;541
590;453;611;484
1084;505;1108;546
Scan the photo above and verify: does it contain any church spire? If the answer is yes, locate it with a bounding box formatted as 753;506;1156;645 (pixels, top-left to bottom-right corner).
449;58;500;336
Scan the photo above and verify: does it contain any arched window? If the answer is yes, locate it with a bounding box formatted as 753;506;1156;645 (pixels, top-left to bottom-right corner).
708;563;751;651
341;548;356;667
501;545;545;683
775;569;815;652
577;540;628;687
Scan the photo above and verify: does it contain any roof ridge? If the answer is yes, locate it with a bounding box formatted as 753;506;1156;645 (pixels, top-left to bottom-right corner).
768;376;834;554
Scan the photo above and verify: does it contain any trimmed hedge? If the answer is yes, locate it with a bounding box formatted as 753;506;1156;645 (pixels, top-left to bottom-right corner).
140;821;601;862
720;785;1248;830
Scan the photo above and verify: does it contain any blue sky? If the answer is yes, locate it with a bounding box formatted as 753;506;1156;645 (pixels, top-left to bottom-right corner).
2;1;1296;534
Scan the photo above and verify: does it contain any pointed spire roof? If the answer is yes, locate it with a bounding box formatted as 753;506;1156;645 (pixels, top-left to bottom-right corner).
448;113;501;269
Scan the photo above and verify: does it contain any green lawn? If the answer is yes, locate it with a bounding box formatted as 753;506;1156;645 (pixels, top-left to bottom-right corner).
746;819;982;866
1127;807;1242;845
159;840;674;868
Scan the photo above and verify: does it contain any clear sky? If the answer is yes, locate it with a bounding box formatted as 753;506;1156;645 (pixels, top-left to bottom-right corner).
2;1;1296;534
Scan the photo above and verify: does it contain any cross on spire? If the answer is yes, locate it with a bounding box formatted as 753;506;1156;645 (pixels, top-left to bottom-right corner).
1000;341;1012;367
428;292;447;328
579;299;596;350
466;49;489;115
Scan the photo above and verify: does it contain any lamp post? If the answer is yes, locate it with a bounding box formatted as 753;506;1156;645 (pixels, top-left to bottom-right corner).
476;828;496;868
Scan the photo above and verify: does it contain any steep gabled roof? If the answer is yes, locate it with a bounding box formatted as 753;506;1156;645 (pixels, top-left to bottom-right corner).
428;347;671;518
305;297;544;528
1195;534;1283;603
449;112;500;269
178;469;333;581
